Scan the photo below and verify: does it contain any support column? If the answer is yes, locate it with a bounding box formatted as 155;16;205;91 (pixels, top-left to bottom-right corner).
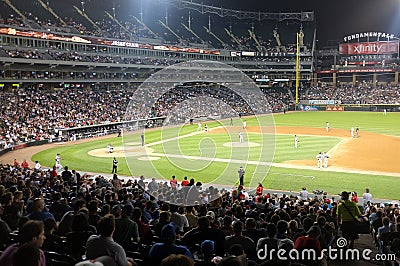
332;72;337;87
395;72;399;85
373;73;377;87
352;74;357;86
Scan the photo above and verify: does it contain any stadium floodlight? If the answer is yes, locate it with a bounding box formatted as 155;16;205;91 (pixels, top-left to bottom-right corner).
80;1;85;13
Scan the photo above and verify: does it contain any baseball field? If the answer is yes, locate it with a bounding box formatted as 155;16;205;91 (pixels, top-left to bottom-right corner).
8;111;398;200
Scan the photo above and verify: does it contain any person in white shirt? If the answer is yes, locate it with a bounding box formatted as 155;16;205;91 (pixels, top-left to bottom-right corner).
316;152;323;168
323;152;329;168
294;135;299;148
239;132;244;143
34;161;41;171
362;188;373;207
299;187;309;201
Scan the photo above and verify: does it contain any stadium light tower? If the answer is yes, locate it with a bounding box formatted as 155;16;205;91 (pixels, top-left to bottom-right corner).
295;32;300;109
81;1;85;13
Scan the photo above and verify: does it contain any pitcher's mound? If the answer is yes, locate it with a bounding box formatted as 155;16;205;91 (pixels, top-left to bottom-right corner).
223;142;260;148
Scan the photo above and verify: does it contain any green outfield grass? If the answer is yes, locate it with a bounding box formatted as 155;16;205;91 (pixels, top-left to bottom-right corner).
32;111;400;200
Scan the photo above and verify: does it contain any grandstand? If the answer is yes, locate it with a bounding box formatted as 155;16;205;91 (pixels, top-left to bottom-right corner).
0;1;399;266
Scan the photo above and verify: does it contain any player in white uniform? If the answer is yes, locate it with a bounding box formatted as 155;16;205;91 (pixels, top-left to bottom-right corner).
316;152;323;168
107;144;113;153
294;135;299;148
383;109;387;116
239;132;244;143
326;122;329;133
350;127;354;138
55;153;62;171
243;120;247;129
197;122;202;131
323;152;329;168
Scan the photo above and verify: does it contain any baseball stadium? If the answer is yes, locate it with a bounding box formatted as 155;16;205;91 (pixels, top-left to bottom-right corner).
0;0;399;265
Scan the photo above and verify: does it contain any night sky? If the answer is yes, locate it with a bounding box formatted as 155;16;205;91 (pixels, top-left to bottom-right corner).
191;0;400;46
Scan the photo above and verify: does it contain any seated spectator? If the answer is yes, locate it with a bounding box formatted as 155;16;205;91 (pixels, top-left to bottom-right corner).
86;214;134;266
182;216;226;256
195;240;215;266
12;242;41;266
0;203;11;249
0;220;46;266
42;217;64;253
160;254;194;266
153;211;172;237
148;223;194;264
377;217;391;244
49;192;71;222
224;220;257;260
257;222;279;260
132;207;152;244
243;217;266;244
114;204;140;249
28;198;55;222
66;212;94;261
294;225;324;266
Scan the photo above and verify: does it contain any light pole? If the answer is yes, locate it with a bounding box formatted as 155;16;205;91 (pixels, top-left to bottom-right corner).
112;7;116;18
81;1;85;13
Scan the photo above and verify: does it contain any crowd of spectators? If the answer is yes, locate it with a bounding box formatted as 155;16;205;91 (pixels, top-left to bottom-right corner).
4;80;400;150
0;162;398;265
0;87;136;149
305;83;400;104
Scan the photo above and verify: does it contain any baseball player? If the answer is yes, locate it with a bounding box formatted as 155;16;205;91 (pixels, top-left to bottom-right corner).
197;122;202;131
350;127;354;138
294;135;299;148
239;132;244;143
316;152;323;168
323;152;329;168
243;120;247;129
204;124;208;132
383;109;387;116
55;153;62;171
355;127;359;138
326;122;329;133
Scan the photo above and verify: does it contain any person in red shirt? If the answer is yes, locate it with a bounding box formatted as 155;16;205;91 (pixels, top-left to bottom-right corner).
294;225;324;264
181;176;189;186
170;175;178;189
256;182;263;196
21;159;29;169
13;159;19;168
351;192;358;203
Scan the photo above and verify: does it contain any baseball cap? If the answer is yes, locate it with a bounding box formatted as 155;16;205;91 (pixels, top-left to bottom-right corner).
161;223;177;241
206;211;215;220
201;240;215;255
340;191;350;199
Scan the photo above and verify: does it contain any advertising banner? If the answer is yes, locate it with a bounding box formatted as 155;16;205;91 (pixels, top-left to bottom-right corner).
339;41;399;55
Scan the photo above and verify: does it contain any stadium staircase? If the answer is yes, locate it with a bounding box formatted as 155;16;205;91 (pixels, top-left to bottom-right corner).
203;25;228;49
72;5;104;37
158;19;183;43
104;11;132;38
36;0;67;27
181;22;205;45
129;15;159;40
